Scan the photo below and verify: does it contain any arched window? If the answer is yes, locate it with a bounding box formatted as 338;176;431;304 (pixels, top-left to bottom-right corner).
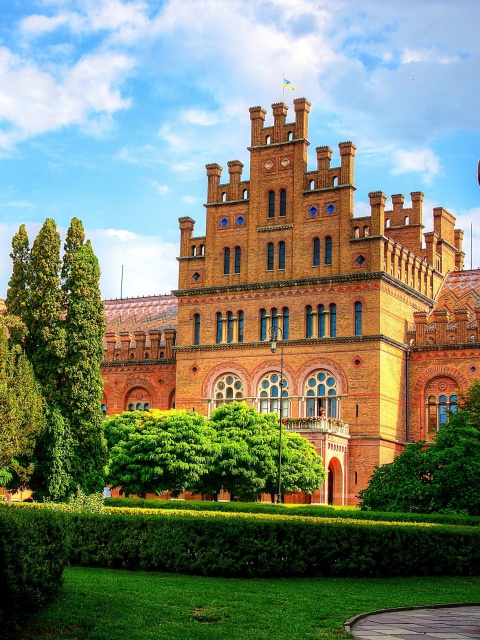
194;313;200;345
267;243;274;270
325;236;332;265
318;305;325;338
223;247;230;275
354;301;362;336
278;241;285;269
282;307;290;340
271;307;278;330
234;246;241;274
330;304;337;337
306;305;313;338
227;311;234;343
238;311;244;343
313;237;320;266
354;227;360;238
216;312;223;344
258;372;289;417
260;309;267;341
425;378;458;433
268;191;275;218
101;403;107;416
364;226;370;237
214;373;244;407
304;370;338;418
279;189;286;217
125;387;151;413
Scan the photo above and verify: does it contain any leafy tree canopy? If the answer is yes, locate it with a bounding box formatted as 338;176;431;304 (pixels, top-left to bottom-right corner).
358;380;480;515
105;410;215;497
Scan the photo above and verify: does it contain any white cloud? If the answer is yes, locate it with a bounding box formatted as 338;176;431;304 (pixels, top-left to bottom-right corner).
0;48;134;148
152;181;170;196
391;148;441;183
0;222;179;300
181;195;199;205
181;109;222;126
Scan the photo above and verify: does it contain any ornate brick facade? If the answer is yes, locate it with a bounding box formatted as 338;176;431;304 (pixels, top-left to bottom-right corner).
101;98;480;505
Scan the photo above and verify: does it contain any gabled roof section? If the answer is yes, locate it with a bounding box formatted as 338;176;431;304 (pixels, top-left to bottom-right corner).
103;295;178;333
432;270;480;315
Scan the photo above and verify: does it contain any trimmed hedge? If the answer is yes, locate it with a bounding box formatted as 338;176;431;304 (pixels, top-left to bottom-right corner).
104;497;480;527
0;505;67;636
68;509;480;578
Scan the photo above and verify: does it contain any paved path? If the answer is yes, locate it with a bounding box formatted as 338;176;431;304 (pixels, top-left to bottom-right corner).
345;605;480;639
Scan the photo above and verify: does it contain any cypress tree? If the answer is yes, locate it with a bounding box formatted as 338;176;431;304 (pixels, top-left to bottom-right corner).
25;219;71;498
61;217;85;301
62;241;107;493
27;218;65;397
6;224;31;345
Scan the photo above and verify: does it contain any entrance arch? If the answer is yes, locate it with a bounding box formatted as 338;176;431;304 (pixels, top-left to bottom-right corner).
327;457;343;505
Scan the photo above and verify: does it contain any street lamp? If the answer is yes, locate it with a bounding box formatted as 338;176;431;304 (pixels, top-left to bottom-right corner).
269;325;284;503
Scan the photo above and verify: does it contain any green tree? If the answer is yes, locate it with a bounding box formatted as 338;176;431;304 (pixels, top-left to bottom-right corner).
105;410;215;497
264;430;326;500
61;217;85;302
62;242;107;493
26;218;65;397
358;380;480;515
427;382;480;515
204;402;278;500
0;316;45;487
357;441;433;512
5;224;31;345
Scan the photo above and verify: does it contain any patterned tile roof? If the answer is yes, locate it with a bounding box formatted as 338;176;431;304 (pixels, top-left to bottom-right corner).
103;295;178;335
432;269;480;316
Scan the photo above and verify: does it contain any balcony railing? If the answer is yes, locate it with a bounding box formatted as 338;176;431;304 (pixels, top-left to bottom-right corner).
283;417;349;436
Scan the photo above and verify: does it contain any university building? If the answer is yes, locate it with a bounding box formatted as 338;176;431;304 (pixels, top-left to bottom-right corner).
101;98;480;505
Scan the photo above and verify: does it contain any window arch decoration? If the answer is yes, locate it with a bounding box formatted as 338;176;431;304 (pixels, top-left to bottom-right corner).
425;377;458;433
267;242;274;270
193;313;200;345
297;357;348;400
278;241;285;269
125;386;152;412
325;236;332;265
268;191;275;218
279;189;286;217
234;246;241;274
313;237;320;266
213;373;244;407
258;371;289;417
304;369;338;418
354;301;362;336
223;247;230;275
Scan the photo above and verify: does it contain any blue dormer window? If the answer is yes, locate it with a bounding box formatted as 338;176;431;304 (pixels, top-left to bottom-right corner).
220;218;228;227
309;206;318;216
192;272;200;281
356;255;366;265
326;203;335;214
236;216;245;225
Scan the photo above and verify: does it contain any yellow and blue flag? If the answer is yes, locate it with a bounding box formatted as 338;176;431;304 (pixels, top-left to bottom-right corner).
283;79;295;90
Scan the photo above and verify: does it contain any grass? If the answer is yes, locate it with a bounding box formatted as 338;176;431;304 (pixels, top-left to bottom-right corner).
21;567;480;640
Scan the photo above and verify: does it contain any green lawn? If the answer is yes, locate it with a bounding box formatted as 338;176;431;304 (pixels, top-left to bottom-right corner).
21;567;480;639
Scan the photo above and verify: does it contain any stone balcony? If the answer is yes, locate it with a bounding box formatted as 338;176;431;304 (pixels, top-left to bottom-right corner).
283;417;349;436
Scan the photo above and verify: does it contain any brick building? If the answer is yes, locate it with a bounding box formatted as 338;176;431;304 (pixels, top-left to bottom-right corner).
101;98;480;505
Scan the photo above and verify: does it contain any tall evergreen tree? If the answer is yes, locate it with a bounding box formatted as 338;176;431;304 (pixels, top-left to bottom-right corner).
62;241;107;492
6;224;31;345
0;316;45;486
61;217;85;301
27;218;65;398
25;219;71;498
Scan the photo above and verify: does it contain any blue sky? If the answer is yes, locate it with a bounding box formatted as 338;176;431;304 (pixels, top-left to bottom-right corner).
0;0;479;299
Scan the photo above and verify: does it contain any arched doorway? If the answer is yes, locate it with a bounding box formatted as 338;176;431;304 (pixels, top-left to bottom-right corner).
327;457;343;505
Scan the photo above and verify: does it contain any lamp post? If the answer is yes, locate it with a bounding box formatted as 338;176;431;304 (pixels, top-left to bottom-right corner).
269;325;284;503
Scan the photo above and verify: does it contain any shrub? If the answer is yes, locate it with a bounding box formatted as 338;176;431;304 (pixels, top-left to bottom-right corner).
67;508;480;578
104;497;480;526
0;505;67;637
